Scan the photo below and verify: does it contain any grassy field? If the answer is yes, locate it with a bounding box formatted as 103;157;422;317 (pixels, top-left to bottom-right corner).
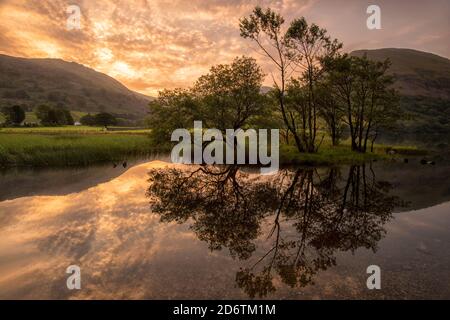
278;133;428;165
0;133;159;167
0;126;426;167
0;126;151;134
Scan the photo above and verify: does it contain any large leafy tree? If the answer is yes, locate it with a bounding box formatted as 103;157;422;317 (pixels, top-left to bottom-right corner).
193;56;265;131
147;56;266;145
147;88;197;144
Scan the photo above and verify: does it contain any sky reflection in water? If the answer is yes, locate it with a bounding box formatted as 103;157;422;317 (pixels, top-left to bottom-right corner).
0;160;449;299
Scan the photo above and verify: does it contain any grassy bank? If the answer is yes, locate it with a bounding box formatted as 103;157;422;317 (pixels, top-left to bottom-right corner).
280;144;426;166
0;127;426;167
0;133;157;167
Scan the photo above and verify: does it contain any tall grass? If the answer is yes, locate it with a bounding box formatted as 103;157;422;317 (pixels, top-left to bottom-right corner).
0;134;156;167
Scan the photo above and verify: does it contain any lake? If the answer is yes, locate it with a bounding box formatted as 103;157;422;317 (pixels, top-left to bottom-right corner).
0;158;449;299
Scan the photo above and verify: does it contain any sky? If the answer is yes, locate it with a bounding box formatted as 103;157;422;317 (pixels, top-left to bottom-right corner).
0;0;449;96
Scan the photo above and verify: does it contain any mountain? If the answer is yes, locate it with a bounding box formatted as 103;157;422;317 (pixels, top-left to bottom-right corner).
2;50;450;138
350;48;450;138
351;48;450;99
0;54;151;118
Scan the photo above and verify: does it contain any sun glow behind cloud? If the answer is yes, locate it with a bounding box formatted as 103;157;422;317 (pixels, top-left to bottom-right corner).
0;0;448;96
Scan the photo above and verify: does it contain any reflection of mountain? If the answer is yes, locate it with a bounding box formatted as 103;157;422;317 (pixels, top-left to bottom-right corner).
147;164;405;298
0;156;174;201
369;161;450;212
0;162;130;201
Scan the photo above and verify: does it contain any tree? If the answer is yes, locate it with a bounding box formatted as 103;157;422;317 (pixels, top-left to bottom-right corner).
193;56;265;131
147;89;197;144
354;56;400;152
15;105;26;124
1;105;26;126
53;109;74;125
240;7;297;150
316;81;345;146
34;105;74;126
285;18;342;152
325;54;400;152
93;112;117;127
322;54;358;149
147;56;266;145
80;114;96;126
35;104;54;126
63;110;75;125
55;109;68;125
240;7;342;153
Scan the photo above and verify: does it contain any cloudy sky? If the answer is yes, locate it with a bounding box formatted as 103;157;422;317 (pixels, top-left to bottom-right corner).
0;0;448;96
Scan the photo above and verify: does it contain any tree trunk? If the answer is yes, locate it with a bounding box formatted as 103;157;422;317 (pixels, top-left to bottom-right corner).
370;131;378;153
346;97;358;151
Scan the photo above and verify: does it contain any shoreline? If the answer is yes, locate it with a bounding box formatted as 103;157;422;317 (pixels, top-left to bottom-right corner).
0;133;428;169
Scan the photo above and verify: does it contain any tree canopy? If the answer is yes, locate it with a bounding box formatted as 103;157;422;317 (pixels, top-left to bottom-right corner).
1;105;25;126
146;6;400;155
80;112;117;127
147;56;268;144
34;105;74;126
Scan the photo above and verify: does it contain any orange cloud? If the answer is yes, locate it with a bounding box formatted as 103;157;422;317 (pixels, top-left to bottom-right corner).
0;0;448;96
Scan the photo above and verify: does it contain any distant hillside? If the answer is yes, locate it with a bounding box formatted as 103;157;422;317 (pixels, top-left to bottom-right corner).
351;48;450;99
0;54;151;118
351;48;450;137
2;50;450;138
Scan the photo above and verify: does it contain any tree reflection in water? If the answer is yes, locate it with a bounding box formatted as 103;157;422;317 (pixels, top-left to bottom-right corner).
147;164;406;298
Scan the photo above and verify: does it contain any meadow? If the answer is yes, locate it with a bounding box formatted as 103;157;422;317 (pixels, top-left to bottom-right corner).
0;128;156;167
0;126;425;168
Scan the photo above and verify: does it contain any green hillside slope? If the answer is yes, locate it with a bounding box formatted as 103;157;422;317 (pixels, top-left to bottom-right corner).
0;54;151;118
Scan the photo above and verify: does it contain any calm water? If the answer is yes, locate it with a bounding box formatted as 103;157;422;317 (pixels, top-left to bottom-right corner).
0;159;449;299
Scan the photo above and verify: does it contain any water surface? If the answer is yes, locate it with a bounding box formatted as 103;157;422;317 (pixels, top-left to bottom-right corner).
0;159;449;299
